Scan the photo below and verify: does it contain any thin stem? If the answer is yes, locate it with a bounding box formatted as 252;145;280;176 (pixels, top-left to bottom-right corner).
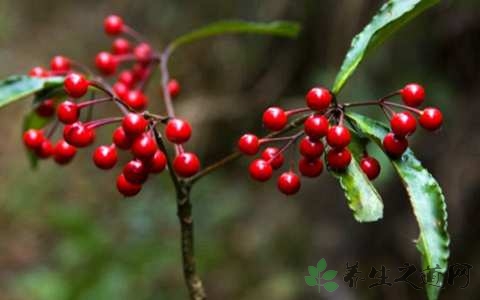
342;100;379;108
123;25;148;43
89;79;130;115
286;107;310;116
269;131;303;163
85;117;123;129
160;46;175;118
46;120;60;139
383;101;423;114
144;111;170;123
77;97;112;109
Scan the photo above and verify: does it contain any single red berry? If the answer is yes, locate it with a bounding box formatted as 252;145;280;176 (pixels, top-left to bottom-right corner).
50;56;71;72
123;159;149;184
327;148;352;171
113;82;129;100
116;173;142;197
118;70;136;88
306;87;332;111
360;156;381;180
57;101;79;124
262;107;287;131
63;122;95;147
401;83;425;107
131;133;157;159
112;126;133;149
64;73;89;98
261;147;284;170
104;15;124;35
237;134;260;155
248;159;272;182
390;111;417;137
23;129;45;149
125;90;148;110
168;79;181;98
35;140;53;159
148;150;167;173
165;118;192;144
95;52;118;75
420;107;443;131
121;113;148;136
277;171;301;195
112;38;131;55
134;43;153;64
35;99;56;117
383;132;408;158
132;63;148;80
298;157;323;178
53;139;77;165
29;66;49;77
173;152;200;177
304;114;329;139
327;125;351;149
92;144;118;169
299;136;324;159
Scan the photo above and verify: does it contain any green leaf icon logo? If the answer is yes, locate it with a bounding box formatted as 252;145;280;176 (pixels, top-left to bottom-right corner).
304;258;339;293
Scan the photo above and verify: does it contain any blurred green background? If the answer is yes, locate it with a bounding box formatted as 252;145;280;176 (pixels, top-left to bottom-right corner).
0;0;478;299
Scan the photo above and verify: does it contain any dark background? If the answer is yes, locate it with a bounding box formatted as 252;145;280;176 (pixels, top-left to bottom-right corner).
0;0;478;299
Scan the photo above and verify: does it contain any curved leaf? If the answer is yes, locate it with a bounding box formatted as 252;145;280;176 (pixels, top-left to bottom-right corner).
346;112;449;300
332;0;439;94
330;158;384;222
316;258;327;273
323;281;339;292
308;266;318;277
322;270;338;281
0;75;64;108
304;276;317;287
170;20;300;51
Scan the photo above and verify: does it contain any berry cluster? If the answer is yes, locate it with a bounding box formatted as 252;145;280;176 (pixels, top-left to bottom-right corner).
238;84;443;195
23;15;199;197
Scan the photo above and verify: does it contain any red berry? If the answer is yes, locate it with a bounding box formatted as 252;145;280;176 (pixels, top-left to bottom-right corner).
104;15;124;35
112;126;133;149
35;99;56;117
57;101;79;124
29;66;49;77
132;63;148;80
277;171;301;195
306;87;332;111
134;43;153;64
261;147;284;169
390;112;417;137
116;173;142;197
401;83;425;107
125;90;148;110
95;52;118;75
298;157;323;178
131;133;157;159
50;56;71;72
326;125;351;149
262;107;287;131
360;156;381;180
383;132;408;158
299;136;324;159
64;73;89;98
420;107;443;131
248;159;272;182
326;148;352;171
148;150;167;173
93;145;118;169
173;152;200;177
304;114;329;139
118;70;136;88
53;140;77;165
121;113;148;136
63;122;95;147
23;129;44;149
35;140;53;159
168;79;181;98
123;159;149;184
165;118;192;144
113;82;129;100
237;134;260;155
112;38;131;55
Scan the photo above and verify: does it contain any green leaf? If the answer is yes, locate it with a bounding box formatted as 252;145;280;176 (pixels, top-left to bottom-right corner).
332;0;439;94
346;112;449;300
316;258;327;273
304;276;317;287
170;20;300;51
0;75;64;109
322;270;338;281
330;158;384;222
323;281;339;292
308;266;318;277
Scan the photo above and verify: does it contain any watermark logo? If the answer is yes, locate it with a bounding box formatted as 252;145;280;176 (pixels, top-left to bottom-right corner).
304;258;339;293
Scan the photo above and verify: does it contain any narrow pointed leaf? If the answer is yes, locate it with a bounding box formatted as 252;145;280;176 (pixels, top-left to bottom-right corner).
170;20;300;51
332;0;439;94
347;112;449;300
0;76;64;108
